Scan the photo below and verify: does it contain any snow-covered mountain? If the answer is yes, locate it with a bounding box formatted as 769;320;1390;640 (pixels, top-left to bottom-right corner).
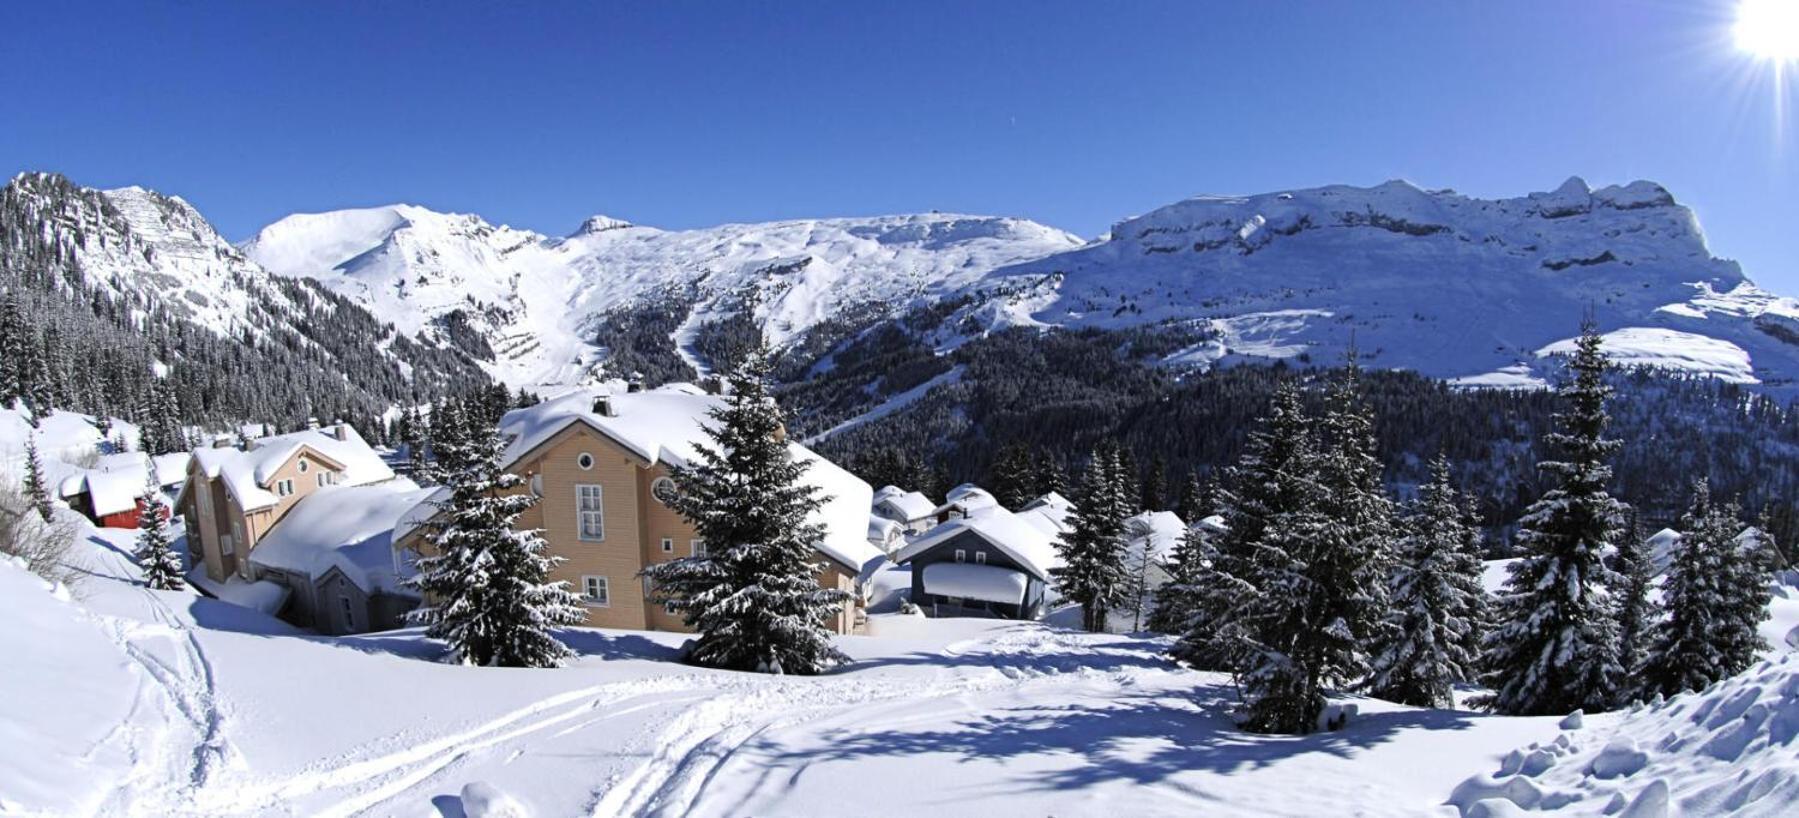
2;173;320;339
244;177;1799;393
962;177;1799;390
244;205;1085;387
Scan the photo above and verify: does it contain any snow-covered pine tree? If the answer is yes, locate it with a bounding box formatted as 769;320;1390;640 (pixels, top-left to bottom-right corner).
1142;455;1167;513
1477;320;1628;715
1364;455;1487;708
406;413;583;668
1302;359;1398;707
1171;383;1313;675
1032;452;1069;499
1640;479;1765;697
1611;514;1656;690
0;294;24;407
1146;520;1214;634
1175;472;1209;524
640;347;850;674
989;441;1038;509
1053;443;1131;632
23;434;53;522
1119;514;1158;632
136;461;183;591
424;399;470;485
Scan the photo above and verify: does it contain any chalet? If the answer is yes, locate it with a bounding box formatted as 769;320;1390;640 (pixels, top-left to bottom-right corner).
57;451;187;528
894;490;1061;620
394;385;882;636
931;483;1000;524
175;423;396;585
245;481;432;634
867;516;906;556
871;486;936;533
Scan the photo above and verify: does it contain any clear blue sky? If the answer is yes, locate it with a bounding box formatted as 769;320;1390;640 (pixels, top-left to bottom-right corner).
3;1;1795;290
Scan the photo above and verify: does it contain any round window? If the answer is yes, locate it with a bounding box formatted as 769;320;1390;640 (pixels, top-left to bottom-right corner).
651;476;679;506
298;460;309;473
576;453;595;470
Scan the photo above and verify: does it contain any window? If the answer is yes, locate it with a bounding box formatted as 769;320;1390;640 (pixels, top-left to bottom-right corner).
576;485;604;541
339;595;356;631
955;549;967;563
691;539;707;557
298;460;309;474
975;552;988;565
316;473;329;488
651;476;678;506
576;452;595;470
661;537;674;553
581;575;610;606
276;479;294;497
220;534;235;556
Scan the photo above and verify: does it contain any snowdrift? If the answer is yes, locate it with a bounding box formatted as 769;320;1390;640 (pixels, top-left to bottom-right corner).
1449;655;1799;817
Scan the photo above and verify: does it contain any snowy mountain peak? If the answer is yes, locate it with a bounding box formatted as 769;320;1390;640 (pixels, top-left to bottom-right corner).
570;214;635;236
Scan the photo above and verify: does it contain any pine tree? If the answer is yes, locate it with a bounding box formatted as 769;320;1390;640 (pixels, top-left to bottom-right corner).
1301;360;1398;710
1171;383;1313;685
406;414;583;667
1142;455;1167;512
1478;321;1628;715
22;434;53;522
1640;479;1767;697
1611;515;1656;691
989;441;1038;509
136;461;183;590
1146;521;1215;634
1176;472;1209;524
640;348;850;674
0;294;27;407
1032;452;1069;500
1365;455;1488;708
424;399;470;484
1053;444;1132;632
1119;514;1160;632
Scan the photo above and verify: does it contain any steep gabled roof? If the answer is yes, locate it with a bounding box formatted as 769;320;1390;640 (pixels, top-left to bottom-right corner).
248;480;431;594
894;505;1061;580
186;424;392;511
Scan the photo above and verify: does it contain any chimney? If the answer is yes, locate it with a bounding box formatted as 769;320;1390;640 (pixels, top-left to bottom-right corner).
211;436;233;449
626;372;645;393
332;422;350;442
306;417;320;430
592;395;616;418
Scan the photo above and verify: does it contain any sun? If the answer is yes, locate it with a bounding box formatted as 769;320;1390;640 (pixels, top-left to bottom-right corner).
1736;0;1799;61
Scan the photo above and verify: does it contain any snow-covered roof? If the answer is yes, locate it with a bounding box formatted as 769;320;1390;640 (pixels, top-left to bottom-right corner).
868;516;904;543
921;561;1029;606
464;385;880;572
188;424;392;511
1194;514;1228;535
247;480;431;594
932;485;1000;518
894;506;1062;580
1125;510;1188;562
55;452;190;516
872;487;936;521
1015;499;1072;537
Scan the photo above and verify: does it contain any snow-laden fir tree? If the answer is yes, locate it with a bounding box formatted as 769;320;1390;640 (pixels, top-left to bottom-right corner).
1641;480;1766;698
1053;443;1132;632
407;413;583;668
23;434;53;522
136;461;183;590
641;347;850;674
1142;455;1167;513
1146;518;1215;634
424;399;473;485
1364;455;1488;708
1175;472;1209;525
1170;382;1314;676
1118;514;1160;632
1297;360;1398;710
1477;321;1627;715
1611;514;1656;691
989;441;1038;509
1032;452;1069;500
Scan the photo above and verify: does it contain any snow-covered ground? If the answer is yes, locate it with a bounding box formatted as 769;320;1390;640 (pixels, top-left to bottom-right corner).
12;525;1799;816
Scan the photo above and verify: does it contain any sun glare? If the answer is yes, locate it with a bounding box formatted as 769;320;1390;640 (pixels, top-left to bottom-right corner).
1737;0;1799;60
